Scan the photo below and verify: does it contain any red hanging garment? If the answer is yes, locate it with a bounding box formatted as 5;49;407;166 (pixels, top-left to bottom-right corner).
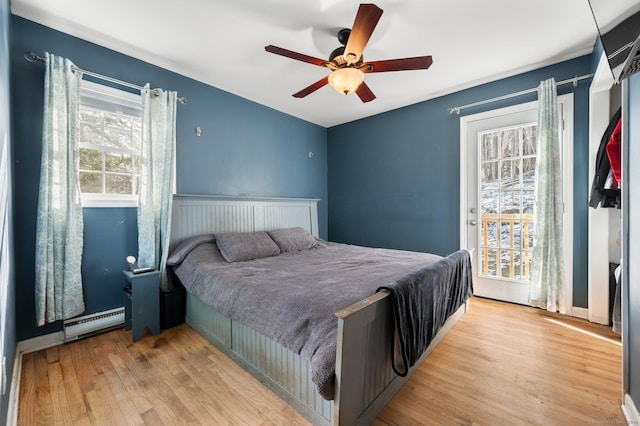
606;119;622;185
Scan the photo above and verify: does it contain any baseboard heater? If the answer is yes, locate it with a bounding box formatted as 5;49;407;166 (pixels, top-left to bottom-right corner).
63;307;125;342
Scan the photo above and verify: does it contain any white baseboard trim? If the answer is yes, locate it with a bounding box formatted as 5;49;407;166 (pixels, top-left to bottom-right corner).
6;349;21;426
623;393;640;424
17;331;64;355
6;331;65;426
571;306;589;320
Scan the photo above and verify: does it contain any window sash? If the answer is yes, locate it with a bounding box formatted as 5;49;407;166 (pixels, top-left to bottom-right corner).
78;80;142;208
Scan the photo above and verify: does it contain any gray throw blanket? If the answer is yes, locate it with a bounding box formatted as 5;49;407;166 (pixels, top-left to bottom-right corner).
377;250;473;376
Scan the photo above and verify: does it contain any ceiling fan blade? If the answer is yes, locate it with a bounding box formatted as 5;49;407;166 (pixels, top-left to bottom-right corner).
361;56;433;73
355;82;376;103
293;76;330;98
344;4;383;64
265;45;329;67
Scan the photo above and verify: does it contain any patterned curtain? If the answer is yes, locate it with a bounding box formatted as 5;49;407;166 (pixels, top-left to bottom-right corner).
529;78;566;313
137;85;176;290
35;53;85;326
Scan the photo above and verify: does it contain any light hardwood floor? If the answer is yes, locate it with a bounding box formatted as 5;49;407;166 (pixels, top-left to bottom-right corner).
18;297;624;425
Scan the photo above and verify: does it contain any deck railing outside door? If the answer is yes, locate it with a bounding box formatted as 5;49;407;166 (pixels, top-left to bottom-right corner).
480;213;534;281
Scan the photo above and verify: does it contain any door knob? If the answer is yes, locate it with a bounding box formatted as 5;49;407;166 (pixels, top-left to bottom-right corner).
469;220;477;226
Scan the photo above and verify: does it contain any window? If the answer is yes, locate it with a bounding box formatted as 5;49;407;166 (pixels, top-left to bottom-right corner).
478;122;537;281
78;80;142;207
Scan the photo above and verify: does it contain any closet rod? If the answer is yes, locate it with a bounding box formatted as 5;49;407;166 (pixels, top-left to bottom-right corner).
24;51;187;104
448;73;593;115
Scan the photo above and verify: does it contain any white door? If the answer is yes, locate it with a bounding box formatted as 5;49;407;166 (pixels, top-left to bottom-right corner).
460;97;573;305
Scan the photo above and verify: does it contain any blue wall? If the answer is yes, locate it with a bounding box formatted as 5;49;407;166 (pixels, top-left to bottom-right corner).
10;16;327;340
0;0;15;422
10;12;597;346
327;56;593;308
591;37;605;74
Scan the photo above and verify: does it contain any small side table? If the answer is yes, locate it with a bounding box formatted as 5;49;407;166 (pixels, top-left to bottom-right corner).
123;269;160;342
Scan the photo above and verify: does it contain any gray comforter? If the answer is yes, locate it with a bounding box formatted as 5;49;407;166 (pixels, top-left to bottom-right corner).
173;241;451;400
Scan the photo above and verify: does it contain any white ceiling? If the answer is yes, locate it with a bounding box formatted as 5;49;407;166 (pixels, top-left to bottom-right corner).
8;0;636;127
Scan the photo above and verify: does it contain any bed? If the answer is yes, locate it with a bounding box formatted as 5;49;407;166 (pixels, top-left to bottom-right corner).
167;194;472;425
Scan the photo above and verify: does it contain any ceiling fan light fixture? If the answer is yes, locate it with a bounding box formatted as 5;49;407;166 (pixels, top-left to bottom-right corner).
328;68;364;95
265;4;432;103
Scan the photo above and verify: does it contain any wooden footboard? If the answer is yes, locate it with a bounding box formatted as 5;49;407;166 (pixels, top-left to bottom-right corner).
335;292;467;425
185;291;467;426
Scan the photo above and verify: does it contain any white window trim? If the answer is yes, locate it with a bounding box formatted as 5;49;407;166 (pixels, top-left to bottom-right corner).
81;193;139;208
80;80;142;115
79;80;142;208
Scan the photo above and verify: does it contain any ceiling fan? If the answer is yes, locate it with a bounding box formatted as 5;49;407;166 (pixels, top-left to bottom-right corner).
265;3;433;103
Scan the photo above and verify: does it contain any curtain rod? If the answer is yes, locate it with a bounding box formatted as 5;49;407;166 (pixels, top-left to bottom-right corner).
24;51;187;105
448;73;593;115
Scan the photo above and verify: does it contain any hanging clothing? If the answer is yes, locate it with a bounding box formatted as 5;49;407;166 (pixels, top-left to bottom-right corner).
589;108;622;209
606;119;622;186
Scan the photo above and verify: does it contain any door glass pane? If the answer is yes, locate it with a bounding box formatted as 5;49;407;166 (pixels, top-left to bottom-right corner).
500;190;521;214
478;123;536;283
525;222;534;249
499;222;512;248
481;161;499;183
523;191;535;214
482;248;497;277
481;132;499;161
513;251;523;280
500;159;518;185
500;129;520;158
484;220;497;246
499;249;513;278
522;125;537;155
523;158;536;189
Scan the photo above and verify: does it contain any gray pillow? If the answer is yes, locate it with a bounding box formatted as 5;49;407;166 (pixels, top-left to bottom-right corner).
267;227;318;252
215;231;281;262
167;234;215;266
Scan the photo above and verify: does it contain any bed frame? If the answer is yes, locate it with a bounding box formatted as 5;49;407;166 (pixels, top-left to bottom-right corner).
169;194;467;425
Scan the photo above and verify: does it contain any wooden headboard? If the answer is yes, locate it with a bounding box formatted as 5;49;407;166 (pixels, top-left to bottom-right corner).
169;194;320;252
